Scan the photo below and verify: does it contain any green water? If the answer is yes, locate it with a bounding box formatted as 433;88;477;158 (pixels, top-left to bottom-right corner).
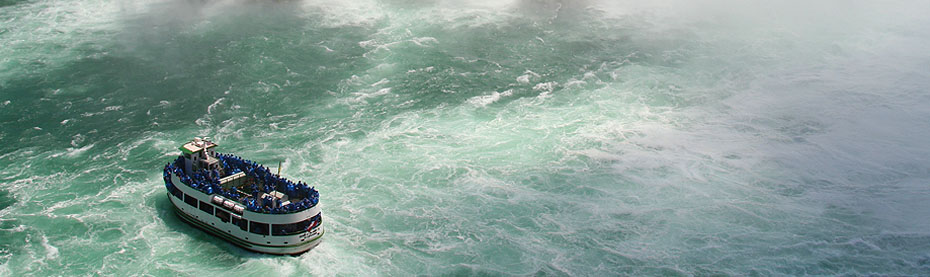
2;0;930;275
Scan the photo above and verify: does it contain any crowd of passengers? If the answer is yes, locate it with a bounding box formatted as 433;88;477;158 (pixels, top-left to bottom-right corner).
163;154;320;214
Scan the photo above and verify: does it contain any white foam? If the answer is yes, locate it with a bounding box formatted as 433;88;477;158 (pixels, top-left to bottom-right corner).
352;87;392;103
569;149;623;162
49;143;95;159
410;37;438;47
533;81;558;98
206;97;224;114
466;89;513;107
0;261;10;276
532;82;557;92
39;234;59;261
562;79;587;88
370;78;390;87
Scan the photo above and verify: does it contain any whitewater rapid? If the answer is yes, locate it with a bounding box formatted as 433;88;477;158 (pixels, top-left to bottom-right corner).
1;0;930;275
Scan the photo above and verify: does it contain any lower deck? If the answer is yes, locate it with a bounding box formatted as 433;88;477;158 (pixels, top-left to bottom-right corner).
167;172;324;255
169;192;324;255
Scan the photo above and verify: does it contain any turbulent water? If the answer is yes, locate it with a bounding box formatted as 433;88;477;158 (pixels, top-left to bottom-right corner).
2;0;930;275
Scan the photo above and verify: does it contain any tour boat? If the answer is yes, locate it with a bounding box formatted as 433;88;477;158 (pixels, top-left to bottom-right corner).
163;138;324;255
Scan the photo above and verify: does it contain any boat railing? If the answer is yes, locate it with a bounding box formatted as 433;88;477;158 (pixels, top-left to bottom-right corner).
164;153;319;214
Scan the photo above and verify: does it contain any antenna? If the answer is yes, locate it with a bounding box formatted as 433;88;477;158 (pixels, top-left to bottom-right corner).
277;161;282;176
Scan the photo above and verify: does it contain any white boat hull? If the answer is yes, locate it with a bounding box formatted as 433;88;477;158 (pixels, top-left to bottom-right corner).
167;173;324;255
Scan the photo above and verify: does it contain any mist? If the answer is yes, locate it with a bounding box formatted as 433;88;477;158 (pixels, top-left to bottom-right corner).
2;0;930;275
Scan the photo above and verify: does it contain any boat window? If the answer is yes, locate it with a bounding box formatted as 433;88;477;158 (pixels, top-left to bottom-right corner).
271;213;322;236
199;201;213;215
232;217;248;231
272;219;311;236
215;209;230;223
249;221;269;236
184;194;198;207
168;184;183;199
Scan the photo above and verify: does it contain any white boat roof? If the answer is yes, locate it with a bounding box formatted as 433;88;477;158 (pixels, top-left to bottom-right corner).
179;139;217;154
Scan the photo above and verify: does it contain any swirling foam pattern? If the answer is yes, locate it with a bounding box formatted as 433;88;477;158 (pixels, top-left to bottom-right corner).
2;0;930;275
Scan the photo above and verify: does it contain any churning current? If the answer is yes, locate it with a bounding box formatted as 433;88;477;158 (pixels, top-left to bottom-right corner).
1;0;930;275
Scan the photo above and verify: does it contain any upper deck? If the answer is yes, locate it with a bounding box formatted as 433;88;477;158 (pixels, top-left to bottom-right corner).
163;139;319;215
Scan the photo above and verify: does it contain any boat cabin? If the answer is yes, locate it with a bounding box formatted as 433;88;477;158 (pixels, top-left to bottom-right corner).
179;137;220;174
